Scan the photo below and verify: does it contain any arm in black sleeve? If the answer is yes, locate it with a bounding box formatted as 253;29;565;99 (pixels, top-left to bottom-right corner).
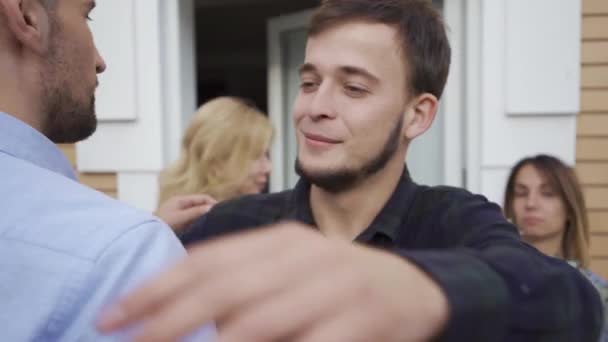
396;189;603;342
178;195;278;246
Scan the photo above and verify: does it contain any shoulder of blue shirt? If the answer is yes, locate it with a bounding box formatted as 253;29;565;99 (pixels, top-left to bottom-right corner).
1;151;183;262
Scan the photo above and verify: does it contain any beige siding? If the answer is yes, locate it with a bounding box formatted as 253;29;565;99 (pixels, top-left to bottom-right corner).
581;90;608;112
577;162;608;184
579;0;608;278
582;66;608;88
589;212;608;233
582;42;608;64
577;138;608;160
577;114;608;136
78;173;119;197
584;187;608;210
583;0;608;15
591;235;608;257
582;17;608;40
58;144;118;198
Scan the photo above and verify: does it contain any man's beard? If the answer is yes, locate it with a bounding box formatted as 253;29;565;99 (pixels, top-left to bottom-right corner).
295;116;403;193
40;21;97;144
43;86;97;144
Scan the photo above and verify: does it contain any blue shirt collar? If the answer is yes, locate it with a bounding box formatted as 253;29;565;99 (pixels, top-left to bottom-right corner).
0;112;77;180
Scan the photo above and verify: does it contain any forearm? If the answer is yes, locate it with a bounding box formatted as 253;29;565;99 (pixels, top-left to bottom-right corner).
396;249;510;341
396;244;603;342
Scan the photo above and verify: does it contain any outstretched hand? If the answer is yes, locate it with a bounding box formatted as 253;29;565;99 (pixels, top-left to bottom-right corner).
97;223;448;342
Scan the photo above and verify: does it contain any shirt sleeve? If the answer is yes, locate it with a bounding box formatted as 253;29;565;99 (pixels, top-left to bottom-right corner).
179;213;211;246
395;190;604;342
583;270;608;342
50;219;215;341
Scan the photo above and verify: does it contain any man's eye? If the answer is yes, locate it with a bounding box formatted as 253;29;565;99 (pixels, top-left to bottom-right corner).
300;82;318;92
344;85;367;97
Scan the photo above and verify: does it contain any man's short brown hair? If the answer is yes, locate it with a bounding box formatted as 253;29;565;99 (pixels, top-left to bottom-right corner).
310;0;451;99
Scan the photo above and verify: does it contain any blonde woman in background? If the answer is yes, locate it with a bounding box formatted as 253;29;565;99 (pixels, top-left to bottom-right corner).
156;97;273;231
504;154;607;342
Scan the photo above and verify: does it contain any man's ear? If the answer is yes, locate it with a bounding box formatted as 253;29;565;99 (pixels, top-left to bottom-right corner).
402;93;438;141
0;0;50;54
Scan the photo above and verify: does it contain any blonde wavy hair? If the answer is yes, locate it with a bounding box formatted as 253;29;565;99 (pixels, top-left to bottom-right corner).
158;97;273;204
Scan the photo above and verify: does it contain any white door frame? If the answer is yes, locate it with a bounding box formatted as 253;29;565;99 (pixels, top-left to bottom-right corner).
442;0;468;188
463;0;482;193
267;10;315;192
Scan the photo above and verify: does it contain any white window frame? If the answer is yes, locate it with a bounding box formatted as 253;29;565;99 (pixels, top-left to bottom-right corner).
267;10;315;192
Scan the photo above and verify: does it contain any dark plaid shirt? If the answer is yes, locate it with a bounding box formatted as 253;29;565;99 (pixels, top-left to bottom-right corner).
181;171;603;342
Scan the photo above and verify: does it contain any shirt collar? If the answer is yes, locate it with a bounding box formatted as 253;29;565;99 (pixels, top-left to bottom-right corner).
0;112;77;180
287;167;418;245
288;178;315;226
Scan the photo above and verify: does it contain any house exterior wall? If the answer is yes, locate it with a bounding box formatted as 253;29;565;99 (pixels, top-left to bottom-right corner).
578;0;608;278
74;0;196;211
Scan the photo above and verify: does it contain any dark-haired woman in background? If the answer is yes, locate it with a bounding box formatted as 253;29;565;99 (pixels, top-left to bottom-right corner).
504;154;607;342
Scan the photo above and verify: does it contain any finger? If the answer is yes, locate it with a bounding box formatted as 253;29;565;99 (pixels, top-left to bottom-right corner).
292;306;390;342
178;194;217;208
167;206;213;232
173;204;214;229
97;224;313;333
96;255;202;333
217;262;365;342
132;239;327;342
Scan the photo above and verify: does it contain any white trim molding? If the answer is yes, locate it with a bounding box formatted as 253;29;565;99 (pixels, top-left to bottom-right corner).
267;10;314;192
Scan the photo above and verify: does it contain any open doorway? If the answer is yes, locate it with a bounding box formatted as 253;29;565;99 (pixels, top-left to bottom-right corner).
194;0;320;112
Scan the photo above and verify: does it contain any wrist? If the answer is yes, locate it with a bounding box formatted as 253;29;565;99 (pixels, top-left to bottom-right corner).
393;256;450;339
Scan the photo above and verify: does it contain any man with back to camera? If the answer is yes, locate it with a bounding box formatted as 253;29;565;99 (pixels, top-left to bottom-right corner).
98;0;604;341
0;0;215;340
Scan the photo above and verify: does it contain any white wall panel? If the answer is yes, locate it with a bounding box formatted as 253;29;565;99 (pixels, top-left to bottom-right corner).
77;0;196;210
117;172;160;212
481;168;511;207
479;0;579;172
78;0;165;172
89;0;138;121
505;0;581;115
482;115;577;167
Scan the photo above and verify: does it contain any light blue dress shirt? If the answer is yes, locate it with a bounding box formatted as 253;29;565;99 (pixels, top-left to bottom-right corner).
0;112;214;341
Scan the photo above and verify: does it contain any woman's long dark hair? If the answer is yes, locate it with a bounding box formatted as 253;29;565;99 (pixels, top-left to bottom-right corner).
504;155;590;268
